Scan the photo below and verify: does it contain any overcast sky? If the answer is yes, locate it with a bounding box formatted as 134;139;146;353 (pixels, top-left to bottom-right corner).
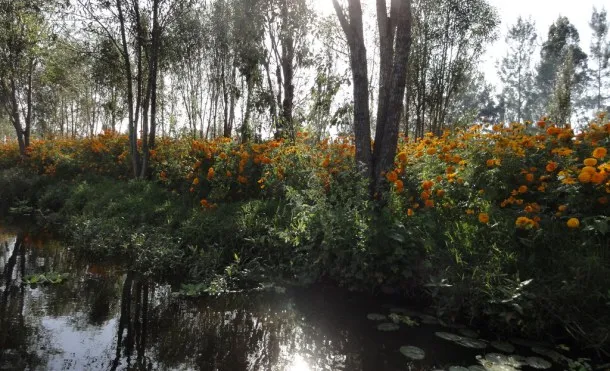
313;0;608;88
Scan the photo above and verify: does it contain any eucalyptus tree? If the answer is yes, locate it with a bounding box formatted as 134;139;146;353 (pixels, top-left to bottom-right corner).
536;16;588;124
588;7;610;112
498;17;537;123
0;0;53;155
405;0;499;137
332;0;413;195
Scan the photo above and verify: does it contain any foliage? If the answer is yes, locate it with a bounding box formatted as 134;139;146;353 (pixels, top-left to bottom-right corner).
0;114;609;352
23;272;68;285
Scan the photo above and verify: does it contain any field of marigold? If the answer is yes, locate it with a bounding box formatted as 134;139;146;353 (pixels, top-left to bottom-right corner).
1;115;609;350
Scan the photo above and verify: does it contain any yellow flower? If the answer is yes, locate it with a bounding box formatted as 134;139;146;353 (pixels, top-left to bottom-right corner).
582;166;597;174
558;205;568;212
567;218;580;229
192;177;200;185
407;208;414;216
583;158;598;166
397;151;408;163
592;147;607;159
516;216;536;229
478;213;489;224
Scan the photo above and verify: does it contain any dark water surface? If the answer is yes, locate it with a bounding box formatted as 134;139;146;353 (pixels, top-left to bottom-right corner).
0;226;599;371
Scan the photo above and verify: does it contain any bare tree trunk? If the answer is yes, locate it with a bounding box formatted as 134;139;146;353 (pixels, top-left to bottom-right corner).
333;0;373;180
280;0;295;139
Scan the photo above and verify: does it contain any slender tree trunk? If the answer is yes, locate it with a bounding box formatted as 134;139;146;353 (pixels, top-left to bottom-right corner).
280;0;295;139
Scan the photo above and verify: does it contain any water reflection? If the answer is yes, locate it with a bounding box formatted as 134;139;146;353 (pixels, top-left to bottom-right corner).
0;227;586;371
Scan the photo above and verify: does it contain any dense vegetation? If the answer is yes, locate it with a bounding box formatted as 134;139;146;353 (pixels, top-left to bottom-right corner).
1;0;610;360
1;115;609;354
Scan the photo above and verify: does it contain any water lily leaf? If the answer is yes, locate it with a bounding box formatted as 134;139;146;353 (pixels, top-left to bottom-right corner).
485;353;510;364
389;313;418;326
455;338;487;349
377;322;399;331
526;357;552;369
468;366;486;371
491;341;515;353
448;366;469;371
435;332;463;341
459;328;479;338
399;345;425;360
367;313;387;321
531;347;567;363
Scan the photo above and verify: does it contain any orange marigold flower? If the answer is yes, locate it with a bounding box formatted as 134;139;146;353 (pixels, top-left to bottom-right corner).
591;171;607;185
395;180;404;193
546;161;558;172
518;185;528;194
426;147;437;155
582;166;597;174
578;171;592;183
436;189;445;197
592;147;607;159
567;218;580;229
386;171;398;183
516;216;536;229
558;205;568;212
407;208;414;216
397;152;408;163
207;167;215;180
466;209;475;215
478;213;489;224
422;180;434;190
525;173;534;182
584;158;598;166
425;199;434;208
192;177;200;185
237;175;248;184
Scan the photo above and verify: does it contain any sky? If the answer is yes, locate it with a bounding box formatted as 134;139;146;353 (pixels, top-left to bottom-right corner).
312;0;609;88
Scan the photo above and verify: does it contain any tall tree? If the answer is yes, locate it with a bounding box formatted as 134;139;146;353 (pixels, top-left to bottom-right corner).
333;0;413;195
0;0;50;155
588;7;610;111
498;17;537;123
535;16;588;124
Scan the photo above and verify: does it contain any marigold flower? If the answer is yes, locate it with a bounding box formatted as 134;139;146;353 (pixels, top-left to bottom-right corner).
395;180;404;193
518;185;528;194
386;171;398;183
478;213;489;224
436;189;445;197
425;199;434;208
207;167;215;180
558;205;568;212
567;218;580;229
397;151;408;163
592;147;607;159
591;171;607;184
192;177;200;185
516;216;536;229
486;159;495;167
525;173;534;182
426;147;437;155
582;166;597;175
407;208;414;216
578;171;592;183
545;161;558;172
422;180;434;190
466;209;475;215
584;158;598;166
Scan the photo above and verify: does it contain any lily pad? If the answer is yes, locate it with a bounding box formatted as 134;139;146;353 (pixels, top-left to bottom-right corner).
389;313;418;326
455;338;487;349
491;341;515;354
485;353;510;364
468;366;486;371
459;328;479;338
377;322;400;332
435;332;463;341
399;345;425;360
367;313;387;321
448;366;469;371
526;357;552;369
531;347;567;363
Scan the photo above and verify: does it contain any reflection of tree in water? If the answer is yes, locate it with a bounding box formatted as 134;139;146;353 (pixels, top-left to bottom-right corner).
0;233;48;369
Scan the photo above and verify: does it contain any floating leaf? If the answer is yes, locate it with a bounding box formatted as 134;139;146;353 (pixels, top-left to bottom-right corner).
485;353;510;364
377;322;399;332
468;366;486;371
455;338;487;349
435;332;463;341
399;345;425;360
448;366;469;371
389;313;418;326
531;347;567;363
491;341;515;354
526;357;552;369
459;328;479;338
367;313;387;321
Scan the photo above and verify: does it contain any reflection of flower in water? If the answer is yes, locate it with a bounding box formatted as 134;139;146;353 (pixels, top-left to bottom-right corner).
288;354;311;371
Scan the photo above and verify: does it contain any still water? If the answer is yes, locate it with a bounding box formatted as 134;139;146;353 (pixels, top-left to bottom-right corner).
0;226;598;371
